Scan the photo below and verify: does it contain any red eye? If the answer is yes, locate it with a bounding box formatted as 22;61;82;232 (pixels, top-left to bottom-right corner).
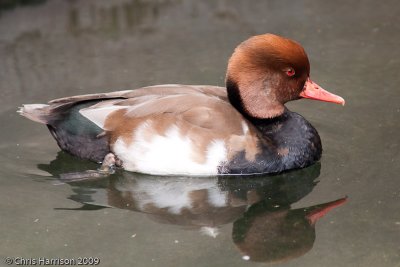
286;68;295;77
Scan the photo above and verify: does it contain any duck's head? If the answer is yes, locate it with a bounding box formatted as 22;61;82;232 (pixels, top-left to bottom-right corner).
226;34;345;119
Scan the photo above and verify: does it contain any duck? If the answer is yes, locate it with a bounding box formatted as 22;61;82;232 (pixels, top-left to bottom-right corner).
19;33;344;176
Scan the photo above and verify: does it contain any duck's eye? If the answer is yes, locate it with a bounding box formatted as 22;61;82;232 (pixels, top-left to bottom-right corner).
285;68;295;77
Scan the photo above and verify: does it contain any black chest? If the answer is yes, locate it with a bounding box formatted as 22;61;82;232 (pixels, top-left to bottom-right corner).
222;110;322;174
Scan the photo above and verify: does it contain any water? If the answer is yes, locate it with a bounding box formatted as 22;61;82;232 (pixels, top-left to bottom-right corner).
0;1;399;266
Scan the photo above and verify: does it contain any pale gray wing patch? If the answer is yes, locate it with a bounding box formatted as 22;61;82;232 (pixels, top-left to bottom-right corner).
79;105;128;129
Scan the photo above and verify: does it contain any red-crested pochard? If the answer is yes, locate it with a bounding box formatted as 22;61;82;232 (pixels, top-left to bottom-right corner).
19;34;344;176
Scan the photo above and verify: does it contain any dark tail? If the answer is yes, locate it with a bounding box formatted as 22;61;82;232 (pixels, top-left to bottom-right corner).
18;102;110;163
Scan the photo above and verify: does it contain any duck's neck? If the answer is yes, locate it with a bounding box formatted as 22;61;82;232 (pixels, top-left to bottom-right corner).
226;78;247;116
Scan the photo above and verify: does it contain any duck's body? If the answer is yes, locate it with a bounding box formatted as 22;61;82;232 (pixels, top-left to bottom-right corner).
19;34;344;176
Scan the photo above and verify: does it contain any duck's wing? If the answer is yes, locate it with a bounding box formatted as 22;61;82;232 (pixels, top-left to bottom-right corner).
79;87;240;133
78;85;261;174
22;84;227;125
75;85;230;131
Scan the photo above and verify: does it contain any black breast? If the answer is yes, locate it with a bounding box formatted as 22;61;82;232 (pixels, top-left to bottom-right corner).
221;110;322;174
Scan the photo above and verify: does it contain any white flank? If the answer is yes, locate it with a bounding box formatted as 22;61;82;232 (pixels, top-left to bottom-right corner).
112;123;228;175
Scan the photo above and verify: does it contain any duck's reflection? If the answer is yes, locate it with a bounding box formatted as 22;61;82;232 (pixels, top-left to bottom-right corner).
39;152;346;264
232;197;346;263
